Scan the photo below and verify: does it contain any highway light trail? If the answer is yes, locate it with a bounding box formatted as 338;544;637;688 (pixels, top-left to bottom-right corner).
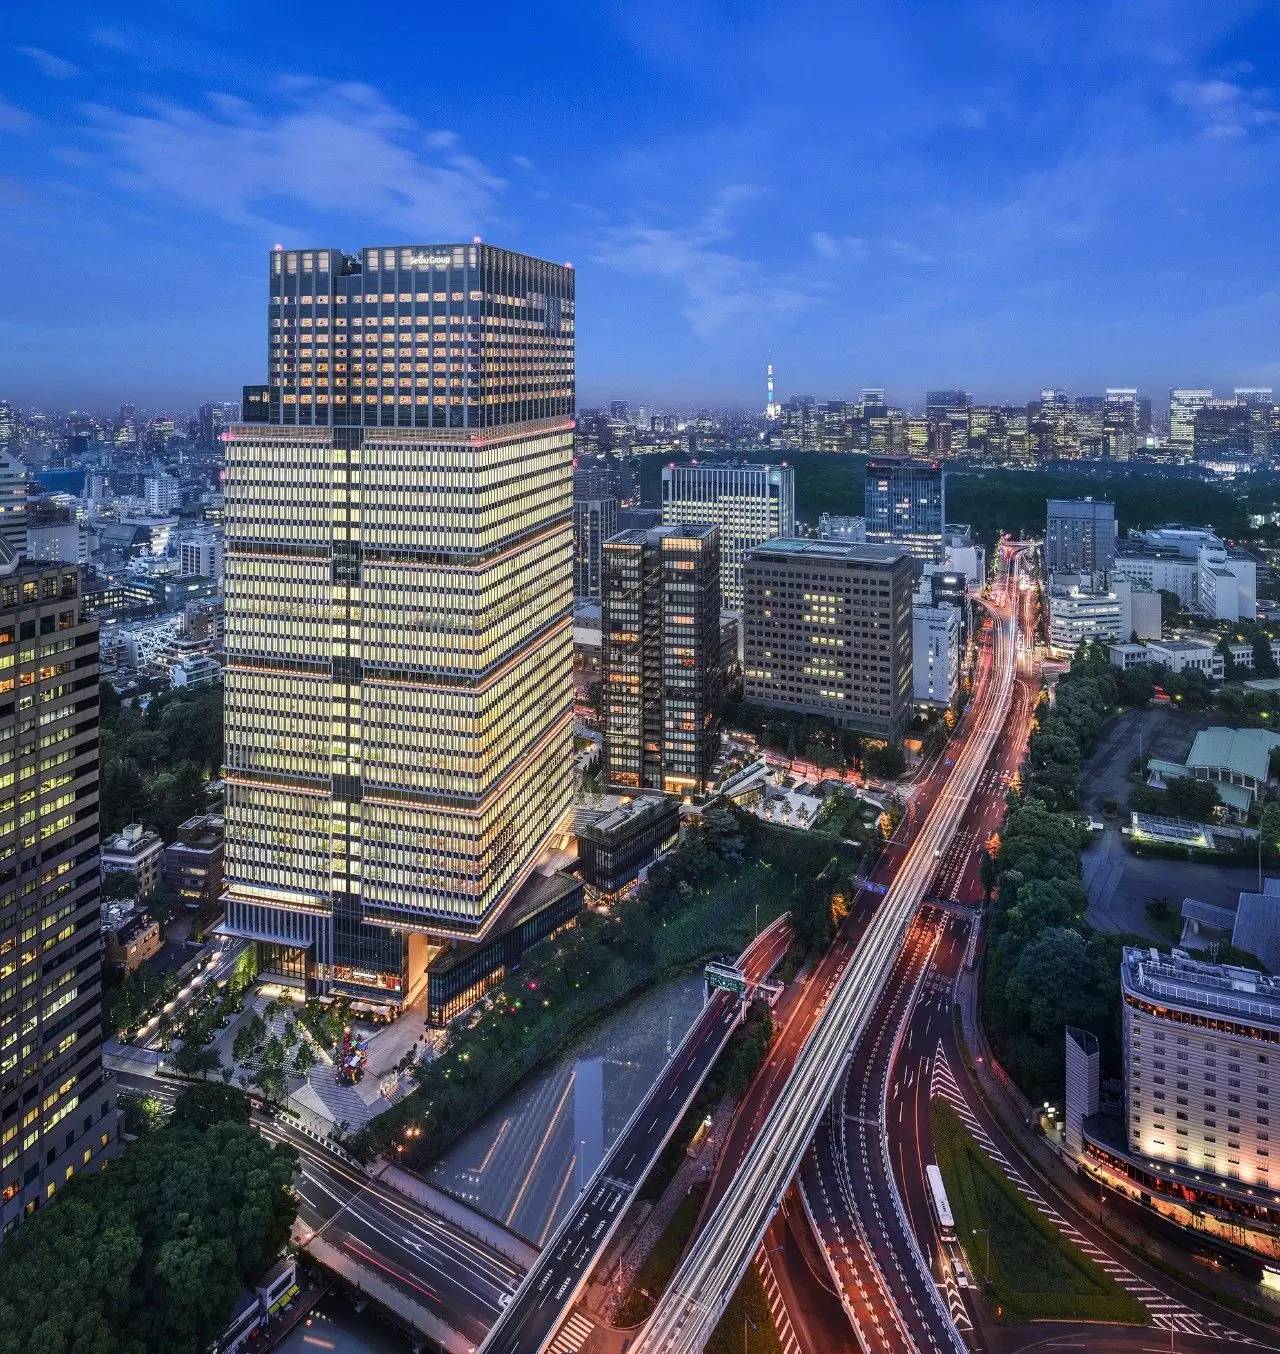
633;554;1024;1354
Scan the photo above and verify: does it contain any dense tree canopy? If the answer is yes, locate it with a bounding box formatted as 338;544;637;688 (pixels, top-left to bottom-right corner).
0;1085;295;1354
983;646;1134;1098
100;683;222;837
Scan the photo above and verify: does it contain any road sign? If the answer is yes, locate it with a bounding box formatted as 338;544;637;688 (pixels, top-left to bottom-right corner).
704;962;747;996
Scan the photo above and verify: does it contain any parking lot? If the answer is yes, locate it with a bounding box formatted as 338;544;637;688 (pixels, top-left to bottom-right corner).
1080;705;1256;941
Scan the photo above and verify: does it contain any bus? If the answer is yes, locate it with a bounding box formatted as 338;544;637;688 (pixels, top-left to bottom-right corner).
925;1163;956;1241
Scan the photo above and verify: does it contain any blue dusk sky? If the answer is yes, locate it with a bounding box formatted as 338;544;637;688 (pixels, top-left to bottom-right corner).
2;0;1280;412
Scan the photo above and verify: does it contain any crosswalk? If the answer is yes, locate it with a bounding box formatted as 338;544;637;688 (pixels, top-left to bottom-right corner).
756;1246;802;1354
929;1044;1258;1344
547;1310;594;1353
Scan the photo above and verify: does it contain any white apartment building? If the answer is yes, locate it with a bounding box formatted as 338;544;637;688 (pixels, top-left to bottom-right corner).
1123;947;1279;1194
912;602;960;708
177;531;225;584
662;462;795;610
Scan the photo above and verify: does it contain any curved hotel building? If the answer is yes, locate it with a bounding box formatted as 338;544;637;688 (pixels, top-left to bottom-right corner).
223;243;578;1016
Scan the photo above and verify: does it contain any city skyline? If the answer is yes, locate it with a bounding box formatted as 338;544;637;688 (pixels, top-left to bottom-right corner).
4;3;1280;407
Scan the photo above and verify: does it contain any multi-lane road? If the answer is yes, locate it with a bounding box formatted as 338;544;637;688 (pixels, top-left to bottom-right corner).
116;1069;522;1347
629;552;1027;1353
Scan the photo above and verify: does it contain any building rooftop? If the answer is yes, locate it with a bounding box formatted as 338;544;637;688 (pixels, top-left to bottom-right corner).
746;537;912;566
1186;726;1280;783
578;794;676;843
1122;945;1280;1032
606;524;717;547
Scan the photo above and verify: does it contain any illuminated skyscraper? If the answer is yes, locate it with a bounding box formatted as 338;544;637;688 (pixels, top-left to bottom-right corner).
661;462;795;609
602;525;721;794
0;560;116;1234
1169;388;1214;453
222;243;576;1010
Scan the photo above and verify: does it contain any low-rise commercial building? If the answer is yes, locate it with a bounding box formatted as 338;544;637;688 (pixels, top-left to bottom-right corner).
578;795;680;895
743;538;915;744
104;911;161;974
163;813;225;910
102;822;164;897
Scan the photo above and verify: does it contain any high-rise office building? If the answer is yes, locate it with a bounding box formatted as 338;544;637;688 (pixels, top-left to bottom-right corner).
222;242;576;1011
601;525;721;794
0;452;27;558
572;495;618;598
742;539;915;744
1235;388;1274;461
1169;388;1215;452
0;403;15;453
863;457;945;564
925;389;970;420
1104;389;1138;460
1123;947;1278;1193
661;462;795;610
1045;498;1116;574
1193;401;1252;463
0;559;115;1236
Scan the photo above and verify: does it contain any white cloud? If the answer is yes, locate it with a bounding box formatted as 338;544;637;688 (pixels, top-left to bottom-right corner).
1171;77;1279;138
595;188;819;337
82;81;503;237
810;231;869;262
18;46;79;79
885;238;938;265
0;99;36;133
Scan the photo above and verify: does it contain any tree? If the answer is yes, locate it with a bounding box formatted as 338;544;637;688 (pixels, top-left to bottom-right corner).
1260;802;1280;861
100;870;139;902
0;1095;295;1354
1165;777;1222;820
171;1082;251;1131
292;1042;318;1077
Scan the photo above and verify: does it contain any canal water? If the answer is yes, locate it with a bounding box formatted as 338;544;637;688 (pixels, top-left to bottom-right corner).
428;971;706;1243
273;1293;412;1352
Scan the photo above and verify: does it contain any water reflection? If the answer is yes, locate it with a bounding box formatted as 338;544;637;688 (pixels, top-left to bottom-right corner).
430;973;705;1243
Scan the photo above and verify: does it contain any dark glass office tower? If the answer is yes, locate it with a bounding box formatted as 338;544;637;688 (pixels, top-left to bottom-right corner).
863;456;945;565
602;525;721;794
224;244;576;1010
0;560;114;1236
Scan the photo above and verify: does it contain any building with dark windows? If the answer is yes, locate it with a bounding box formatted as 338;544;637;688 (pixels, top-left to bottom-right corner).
1045;498;1116;575
222;243;578;1013
572;495;618;599
1104;388;1138;460
863;457;945;565
742;539;915;744
0;560;115;1237
602;525;721;795
661;463;794;610
578;795;680;896
1194;401;1253;464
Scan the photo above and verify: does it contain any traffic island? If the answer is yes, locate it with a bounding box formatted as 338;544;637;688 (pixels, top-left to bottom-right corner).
931;1096;1148;1326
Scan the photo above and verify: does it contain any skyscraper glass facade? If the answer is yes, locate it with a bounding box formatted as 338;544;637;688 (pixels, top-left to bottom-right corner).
863;457;945;565
223;244;576;1007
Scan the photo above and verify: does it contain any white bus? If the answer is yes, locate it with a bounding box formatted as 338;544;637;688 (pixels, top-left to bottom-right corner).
925;1163;956;1241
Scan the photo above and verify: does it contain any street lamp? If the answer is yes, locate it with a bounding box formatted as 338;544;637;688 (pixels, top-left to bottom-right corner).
973;1226;990;1282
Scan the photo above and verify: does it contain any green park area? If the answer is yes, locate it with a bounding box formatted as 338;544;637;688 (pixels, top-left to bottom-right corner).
931;1097;1147;1326
363;808;855;1164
